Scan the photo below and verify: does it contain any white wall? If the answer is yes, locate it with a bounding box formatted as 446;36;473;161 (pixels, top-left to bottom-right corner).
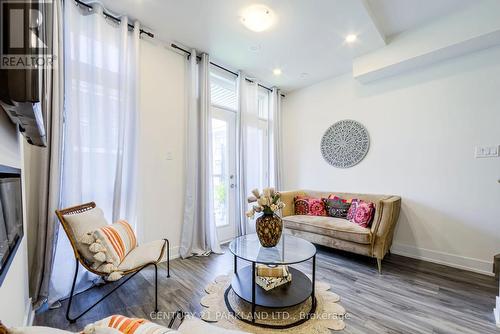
138;40;186;257
0;110;31;326
282;45;500;275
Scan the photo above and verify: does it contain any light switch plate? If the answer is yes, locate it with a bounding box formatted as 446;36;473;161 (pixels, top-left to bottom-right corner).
475;145;499;158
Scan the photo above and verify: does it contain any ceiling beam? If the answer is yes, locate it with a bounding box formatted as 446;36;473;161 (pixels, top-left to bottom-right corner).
353;1;500;83
360;0;387;45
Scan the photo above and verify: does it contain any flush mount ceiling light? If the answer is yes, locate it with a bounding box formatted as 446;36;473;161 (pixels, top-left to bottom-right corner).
273;68;282;76
241;5;275;32
345;34;358;44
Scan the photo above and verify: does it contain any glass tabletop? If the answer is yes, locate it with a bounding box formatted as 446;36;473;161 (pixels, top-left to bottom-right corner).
229;233;316;265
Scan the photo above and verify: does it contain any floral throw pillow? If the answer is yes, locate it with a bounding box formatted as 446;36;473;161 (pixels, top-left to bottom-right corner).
347;199;375;228
294;196;327;216
323;198;351;218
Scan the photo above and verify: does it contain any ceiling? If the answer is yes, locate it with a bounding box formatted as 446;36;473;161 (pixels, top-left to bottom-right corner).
98;0;477;92
366;0;475;37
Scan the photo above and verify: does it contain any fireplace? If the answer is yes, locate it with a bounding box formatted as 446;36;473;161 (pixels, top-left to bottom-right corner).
0;164;23;286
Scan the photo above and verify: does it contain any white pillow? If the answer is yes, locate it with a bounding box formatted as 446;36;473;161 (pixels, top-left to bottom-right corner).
63;207;108;263
178;317;249;334
9;327;120;334
9;327;74;334
82;327;121;334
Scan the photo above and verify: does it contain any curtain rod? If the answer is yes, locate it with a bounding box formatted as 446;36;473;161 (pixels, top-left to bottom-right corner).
74;0;154;38
171;43;285;97
73;1;284;96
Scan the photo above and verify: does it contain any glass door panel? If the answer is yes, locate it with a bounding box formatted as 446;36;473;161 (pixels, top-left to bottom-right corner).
211;107;236;242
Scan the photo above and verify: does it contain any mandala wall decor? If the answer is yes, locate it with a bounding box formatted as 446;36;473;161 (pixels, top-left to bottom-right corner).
320;120;370;168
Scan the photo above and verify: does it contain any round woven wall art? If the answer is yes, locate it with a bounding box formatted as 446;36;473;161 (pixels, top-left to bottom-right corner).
320;119;370;168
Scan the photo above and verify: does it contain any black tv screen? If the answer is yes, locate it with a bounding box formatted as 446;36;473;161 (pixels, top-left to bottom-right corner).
0;164;23;286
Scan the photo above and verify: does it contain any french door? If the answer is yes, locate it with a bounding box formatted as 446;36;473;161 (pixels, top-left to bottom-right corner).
211;107;237;242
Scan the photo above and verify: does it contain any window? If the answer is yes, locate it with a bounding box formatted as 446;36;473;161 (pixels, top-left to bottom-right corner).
210;66;237;111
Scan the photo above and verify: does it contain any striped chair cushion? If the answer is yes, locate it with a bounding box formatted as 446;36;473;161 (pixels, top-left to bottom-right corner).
93;220;137;267
84;315;180;334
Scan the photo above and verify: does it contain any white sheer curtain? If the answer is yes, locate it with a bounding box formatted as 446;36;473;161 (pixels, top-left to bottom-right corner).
48;2;140;305
180;51;222;258
236;75;261;235
269;88;283;190
235;78;283;236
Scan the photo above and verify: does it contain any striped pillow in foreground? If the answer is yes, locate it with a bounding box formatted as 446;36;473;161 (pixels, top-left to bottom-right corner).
83;315;180;334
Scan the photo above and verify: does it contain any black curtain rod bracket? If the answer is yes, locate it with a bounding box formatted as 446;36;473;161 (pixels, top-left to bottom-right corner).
71;6;283;96
74;0;154;38
171;44;284;96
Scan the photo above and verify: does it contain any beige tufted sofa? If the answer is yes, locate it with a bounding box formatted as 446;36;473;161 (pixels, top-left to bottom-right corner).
280;190;401;273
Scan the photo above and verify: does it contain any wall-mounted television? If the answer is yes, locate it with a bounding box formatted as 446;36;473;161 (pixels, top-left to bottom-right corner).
0;164;23;286
0;0;52;147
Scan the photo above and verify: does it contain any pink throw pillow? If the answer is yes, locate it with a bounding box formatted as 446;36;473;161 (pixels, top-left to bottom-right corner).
294;196;327;216
347;199;375;228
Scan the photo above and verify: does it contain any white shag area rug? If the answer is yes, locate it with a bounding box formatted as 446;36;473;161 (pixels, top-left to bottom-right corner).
199;274;346;333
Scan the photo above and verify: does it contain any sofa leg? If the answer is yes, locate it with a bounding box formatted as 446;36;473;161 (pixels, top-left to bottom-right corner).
377;258;382;274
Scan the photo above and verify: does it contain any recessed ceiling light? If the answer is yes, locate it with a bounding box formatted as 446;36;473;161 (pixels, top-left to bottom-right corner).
249;44;262;52
273;68;282;76
345;34;358;43
241;5;275;32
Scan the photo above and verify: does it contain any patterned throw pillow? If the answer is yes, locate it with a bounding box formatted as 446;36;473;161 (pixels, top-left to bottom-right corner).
294;196;327;216
323;198;351;218
347;199;375;228
81;220;138;280
94;220;137;265
328;195;351;203
83;315;179;334
294;196;310;215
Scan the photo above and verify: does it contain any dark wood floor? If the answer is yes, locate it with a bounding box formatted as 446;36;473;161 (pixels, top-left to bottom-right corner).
35;245;499;333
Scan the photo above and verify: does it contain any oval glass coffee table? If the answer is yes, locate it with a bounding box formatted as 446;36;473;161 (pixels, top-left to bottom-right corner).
228;233;317;328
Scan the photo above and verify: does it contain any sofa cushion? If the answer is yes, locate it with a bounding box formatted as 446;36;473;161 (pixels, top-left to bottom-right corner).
305;191;390;204
283;215;372;244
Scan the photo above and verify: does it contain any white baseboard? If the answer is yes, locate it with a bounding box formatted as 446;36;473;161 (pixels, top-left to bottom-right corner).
23;298;34;326
391;243;494;276
495;297;500;328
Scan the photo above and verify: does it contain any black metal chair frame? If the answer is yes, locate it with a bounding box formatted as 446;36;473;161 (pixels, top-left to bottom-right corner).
65;240;170;323
55;202;170;324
